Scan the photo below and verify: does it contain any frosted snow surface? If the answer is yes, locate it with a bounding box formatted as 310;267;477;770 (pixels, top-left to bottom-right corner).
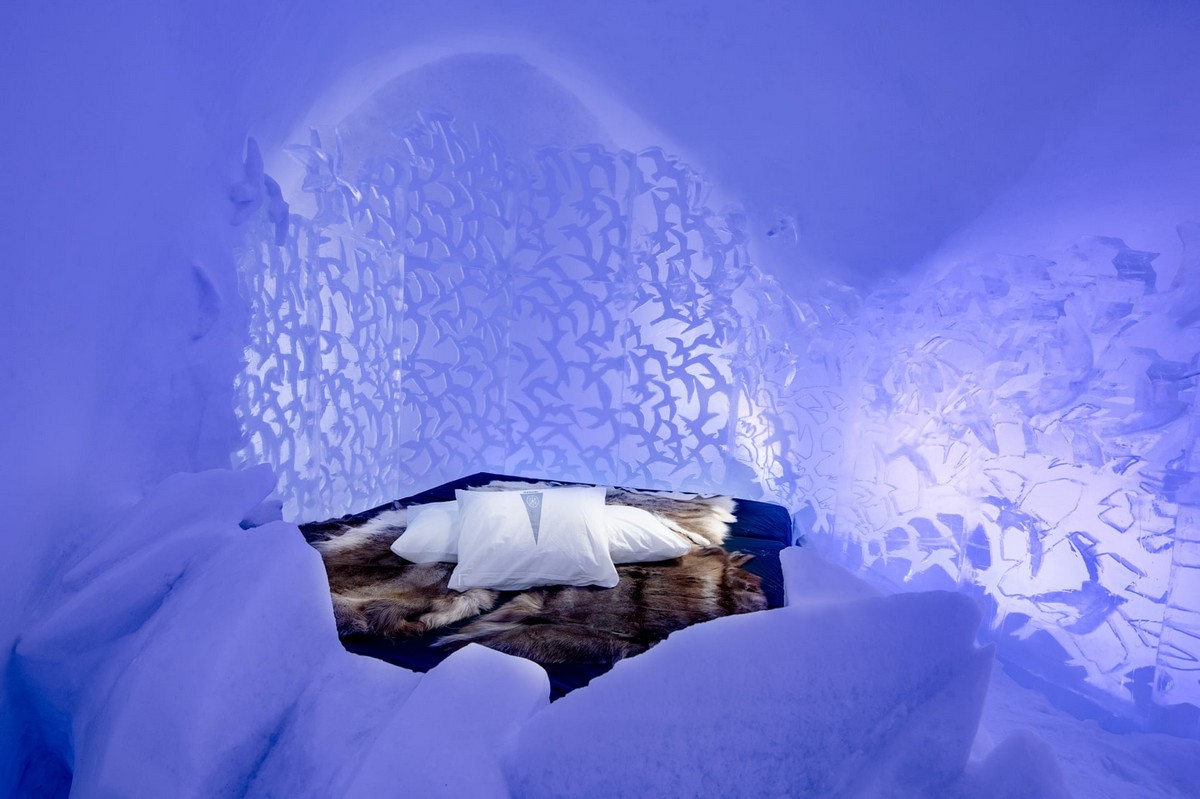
976;668;1200;799
508;547;1068;799
11;471;1076;797
10;468;547;797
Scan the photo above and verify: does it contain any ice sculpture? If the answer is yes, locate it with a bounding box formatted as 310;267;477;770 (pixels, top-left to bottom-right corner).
834;229;1200;718
235;112;844;528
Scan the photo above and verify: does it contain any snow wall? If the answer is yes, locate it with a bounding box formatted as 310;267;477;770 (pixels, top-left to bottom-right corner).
4;1;1200;792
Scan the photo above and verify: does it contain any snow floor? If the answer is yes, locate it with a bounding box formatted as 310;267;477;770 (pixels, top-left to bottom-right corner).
976;669;1200;799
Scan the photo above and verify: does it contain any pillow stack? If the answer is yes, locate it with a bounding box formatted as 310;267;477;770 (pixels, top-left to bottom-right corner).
389;485;694;591
450;486;616;591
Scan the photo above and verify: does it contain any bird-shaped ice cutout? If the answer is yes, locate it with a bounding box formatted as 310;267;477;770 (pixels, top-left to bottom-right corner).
230;138;290;243
230;137;265;225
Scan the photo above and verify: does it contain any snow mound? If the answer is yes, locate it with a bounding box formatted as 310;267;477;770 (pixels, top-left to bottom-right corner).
9;472;1071;798
12;469;415;795
506;547;1069;798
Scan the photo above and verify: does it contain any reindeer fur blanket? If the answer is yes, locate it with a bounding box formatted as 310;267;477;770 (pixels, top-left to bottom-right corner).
302;482;767;664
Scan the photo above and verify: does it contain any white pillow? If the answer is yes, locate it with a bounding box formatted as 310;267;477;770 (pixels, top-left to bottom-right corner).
448;486;618;591
606;504;692;563
390;501;459;563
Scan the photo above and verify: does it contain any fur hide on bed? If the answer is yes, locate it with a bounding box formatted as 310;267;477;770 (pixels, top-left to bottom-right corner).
436;547;765;663
301;482;765;664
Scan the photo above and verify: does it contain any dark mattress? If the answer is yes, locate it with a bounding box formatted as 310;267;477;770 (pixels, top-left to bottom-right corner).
332;472;793;699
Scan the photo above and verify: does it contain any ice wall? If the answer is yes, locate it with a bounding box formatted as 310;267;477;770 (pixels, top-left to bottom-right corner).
0;3;319;792
830;232;1200;720
236;111;845;525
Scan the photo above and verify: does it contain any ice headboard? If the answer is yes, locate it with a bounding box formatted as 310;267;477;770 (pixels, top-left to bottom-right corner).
234;111;844;530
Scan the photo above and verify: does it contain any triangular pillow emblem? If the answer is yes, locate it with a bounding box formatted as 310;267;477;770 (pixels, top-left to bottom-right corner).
521;491;543;543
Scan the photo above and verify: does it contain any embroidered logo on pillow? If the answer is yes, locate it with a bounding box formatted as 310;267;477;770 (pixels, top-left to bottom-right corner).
521;491;543;543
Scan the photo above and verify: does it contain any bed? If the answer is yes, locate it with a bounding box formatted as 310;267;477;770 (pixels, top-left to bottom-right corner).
300;472;793;698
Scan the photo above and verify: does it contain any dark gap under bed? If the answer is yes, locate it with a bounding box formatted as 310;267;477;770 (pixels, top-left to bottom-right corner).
310;472;794;699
